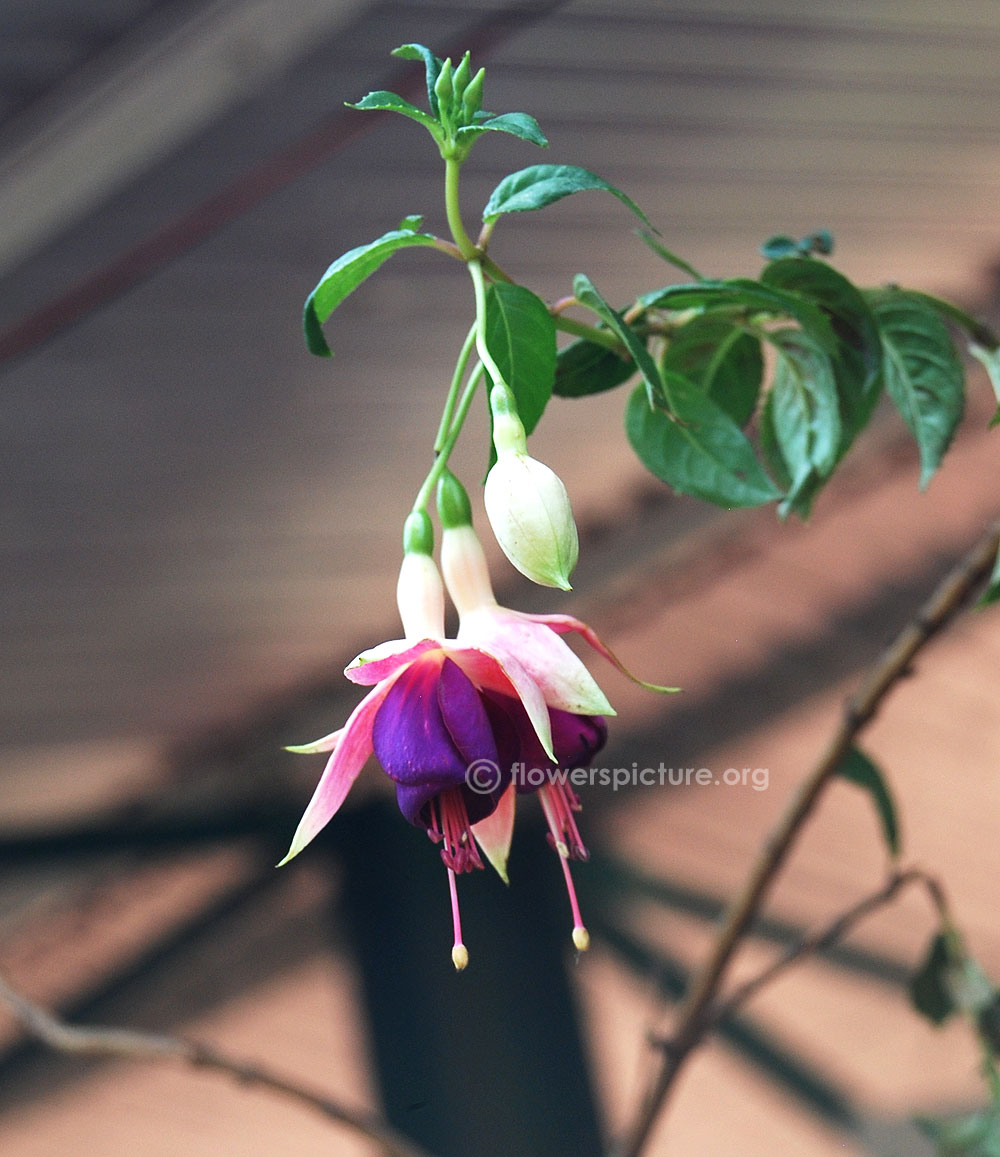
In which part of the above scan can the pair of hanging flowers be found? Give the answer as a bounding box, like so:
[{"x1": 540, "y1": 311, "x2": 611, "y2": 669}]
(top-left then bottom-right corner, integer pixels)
[
  {"x1": 281, "y1": 382, "x2": 672, "y2": 968},
  {"x1": 281, "y1": 45, "x2": 675, "y2": 967}
]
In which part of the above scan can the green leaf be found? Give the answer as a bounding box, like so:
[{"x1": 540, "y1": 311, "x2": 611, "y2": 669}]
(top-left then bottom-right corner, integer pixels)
[
  {"x1": 554, "y1": 339, "x2": 636, "y2": 398},
  {"x1": 761, "y1": 258, "x2": 883, "y2": 444},
  {"x1": 979, "y1": 543, "x2": 1000, "y2": 607},
  {"x1": 638, "y1": 279, "x2": 836, "y2": 350},
  {"x1": 868, "y1": 289, "x2": 965, "y2": 488},
  {"x1": 391, "y1": 43, "x2": 443, "y2": 118},
  {"x1": 573, "y1": 274, "x2": 663, "y2": 406},
  {"x1": 637, "y1": 231, "x2": 704, "y2": 281},
  {"x1": 760, "y1": 328, "x2": 842, "y2": 517},
  {"x1": 910, "y1": 932, "x2": 957, "y2": 1025},
  {"x1": 917, "y1": 1107, "x2": 1000, "y2": 1156},
  {"x1": 347, "y1": 90, "x2": 440, "y2": 135},
  {"x1": 625, "y1": 377, "x2": 782, "y2": 508},
  {"x1": 303, "y1": 222, "x2": 438, "y2": 356},
  {"x1": 483, "y1": 165, "x2": 650, "y2": 226},
  {"x1": 970, "y1": 343, "x2": 1000, "y2": 428},
  {"x1": 661, "y1": 317, "x2": 763, "y2": 427},
  {"x1": 760, "y1": 235, "x2": 801, "y2": 260},
  {"x1": 484, "y1": 282, "x2": 556, "y2": 435},
  {"x1": 761, "y1": 230, "x2": 834, "y2": 259},
  {"x1": 835, "y1": 746, "x2": 900, "y2": 857},
  {"x1": 469, "y1": 112, "x2": 548, "y2": 147}
]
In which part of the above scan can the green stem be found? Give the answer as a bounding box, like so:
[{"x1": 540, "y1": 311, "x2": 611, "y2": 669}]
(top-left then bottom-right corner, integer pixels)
[
  {"x1": 412, "y1": 362, "x2": 485, "y2": 513},
  {"x1": 433, "y1": 323, "x2": 477, "y2": 454},
  {"x1": 554, "y1": 314, "x2": 622, "y2": 350},
  {"x1": 445, "y1": 158, "x2": 478, "y2": 260},
  {"x1": 468, "y1": 258, "x2": 508, "y2": 390}
]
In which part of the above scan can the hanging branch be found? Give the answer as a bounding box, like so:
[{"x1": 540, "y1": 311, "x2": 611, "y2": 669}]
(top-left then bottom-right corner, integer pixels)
[
  {"x1": 619, "y1": 518, "x2": 1000, "y2": 1157},
  {"x1": 705, "y1": 867, "x2": 947, "y2": 1025},
  {"x1": 0, "y1": 970, "x2": 434, "y2": 1157}
]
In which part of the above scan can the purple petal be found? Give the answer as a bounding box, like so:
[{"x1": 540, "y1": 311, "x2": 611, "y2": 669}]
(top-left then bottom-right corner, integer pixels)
[
  {"x1": 373, "y1": 653, "x2": 467, "y2": 788},
  {"x1": 437, "y1": 657, "x2": 497, "y2": 768},
  {"x1": 550, "y1": 708, "x2": 607, "y2": 767}
]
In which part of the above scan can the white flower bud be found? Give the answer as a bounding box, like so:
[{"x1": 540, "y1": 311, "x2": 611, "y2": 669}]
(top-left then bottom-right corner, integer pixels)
[{"x1": 484, "y1": 451, "x2": 579, "y2": 590}]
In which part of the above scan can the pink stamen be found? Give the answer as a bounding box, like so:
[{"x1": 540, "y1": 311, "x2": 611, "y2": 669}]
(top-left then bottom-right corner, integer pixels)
[
  {"x1": 539, "y1": 782, "x2": 590, "y2": 951},
  {"x1": 448, "y1": 867, "x2": 469, "y2": 971},
  {"x1": 427, "y1": 788, "x2": 484, "y2": 874},
  {"x1": 538, "y1": 781, "x2": 589, "y2": 861}
]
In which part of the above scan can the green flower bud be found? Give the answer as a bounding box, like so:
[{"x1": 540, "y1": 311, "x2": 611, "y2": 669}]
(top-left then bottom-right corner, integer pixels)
[
  {"x1": 433, "y1": 57, "x2": 454, "y2": 119},
  {"x1": 461, "y1": 68, "x2": 486, "y2": 120},
  {"x1": 453, "y1": 52, "x2": 471, "y2": 100}
]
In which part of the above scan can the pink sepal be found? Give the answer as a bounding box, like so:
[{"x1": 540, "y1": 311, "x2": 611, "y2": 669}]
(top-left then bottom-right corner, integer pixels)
[{"x1": 471, "y1": 783, "x2": 516, "y2": 884}]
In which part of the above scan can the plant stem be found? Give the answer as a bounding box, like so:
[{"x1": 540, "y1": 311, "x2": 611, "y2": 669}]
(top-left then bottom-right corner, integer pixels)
[
  {"x1": 444, "y1": 157, "x2": 478, "y2": 260},
  {"x1": 432, "y1": 323, "x2": 478, "y2": 455},
  {"x1": 618, "y1": 518, "x2": 1000, "y2": 1157},
  {"x1": 706, "y1": 869, "x2": 921, "y2": 1024},
  {"x1": 0, "y1": 969, "x2": 432, "y2": 1157},
  {"x1": 412, "y1": 362, "x2": 485, "y2": 515},
  {"x1": 467, "y1": 257, "x2": 508, "y2": 390},
  {"x1": 553, "y1": 313, "x2": 622, "y2": 350}
]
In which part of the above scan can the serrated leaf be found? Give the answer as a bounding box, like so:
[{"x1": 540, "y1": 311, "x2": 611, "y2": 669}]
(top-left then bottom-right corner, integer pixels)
[
  {"x1": 483, "y1": 165, "x2": 650, "y2": 226},
  {"x1": 761, "y1": 328, "x2": 841, "y2": 517},
  {"x1": 471, "y1": 112, "x2": 547, "y2": 147},
  {"x1": 970, "y1": 343, "x2": 1000, "y2": 427},
  {"x1": 910, "y1": 933, "x2": 957, "y2": 1026},
  {"x1": 917, "y1": 1107, "x2": 1000, "y2": 1156},
  {"x1": 835, "y1": 746, "x2": 900, "y2": 857},
  {"x1": 391, "y1": 43, "x2": 443, "y2": 118},
  {"x1": 554, "y1": 339, "x2": 636, "y2": 398},
  {"x1": 625, "y1": 378, "x2": 781, "y2": 508},
  {"x1": 573, "y1": 274, "x2": 662, "y2": 406},
  {"x1": 484, "y1": 282, "x2": 556, "y2": 435},
  {"x1": 347, "y1": 90, "x2": 441, "y2": 135},
  {"x1": 662, "y1": 317, "x2": 763, "y2": 426},
  {"x1": 303, "y1": 225, "x2": 438, "y2": 356},
  {"x1": 869, "y1": 289, "x2": 965, "y2": 488},
  {"x1": 639, "y1": 279, "x2": 836, "y2": 350},
  {"x1": 761, "y1": 258, "x2": 882, "y2": 444}
]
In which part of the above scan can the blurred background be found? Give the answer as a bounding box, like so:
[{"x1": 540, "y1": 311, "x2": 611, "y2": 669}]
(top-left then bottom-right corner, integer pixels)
[{"x1": 2, "y1": 1, "x2": 1000, "y2": 1153}]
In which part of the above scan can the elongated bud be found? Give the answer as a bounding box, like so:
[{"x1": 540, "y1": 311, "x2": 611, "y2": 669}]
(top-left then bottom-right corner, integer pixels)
[
  {"x1": 397, "y1": 511, "x2": 445, "y2": 639},
  {"x1": 452, "y1": 52, "x2": 471, "y2": 99},
  {"x1": 433, "y1": 57, "x2": 454, "y2": 115},
  {"x1": 461, "y1": 67, "x2": 486, "y2": 120},
  {"x1": 485, "y1": 386, "x2": 579, "y2": 590}
]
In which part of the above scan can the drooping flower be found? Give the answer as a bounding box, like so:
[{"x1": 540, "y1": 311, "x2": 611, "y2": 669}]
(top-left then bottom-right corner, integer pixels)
[
  {"x1": 484, "y1": 383, "x2": 579, "y2": 590},
  {"x1": 280, "y1": 512, "x2": 583, "y2": 969},
  {"x1": 439, "y1": 475, "x2": 677, "y2": 949}
]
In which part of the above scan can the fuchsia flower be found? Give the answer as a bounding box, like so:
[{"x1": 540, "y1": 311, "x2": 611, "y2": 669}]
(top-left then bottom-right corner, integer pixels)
[
  {"x1": 440, "y1": 519, "x2": 676, "y2": 949},
  {"x1": 280, "y1": 505, "x2": 672, "y2": 968}
]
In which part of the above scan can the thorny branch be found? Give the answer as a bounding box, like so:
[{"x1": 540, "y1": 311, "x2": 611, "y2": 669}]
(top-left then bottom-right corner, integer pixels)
[
  {"x1": 619, "y1": 518, "x2": 1000, "y2": 1157},
  {"x1": 0, "y1": 969, "x2": 433, "y2": 1157}
]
